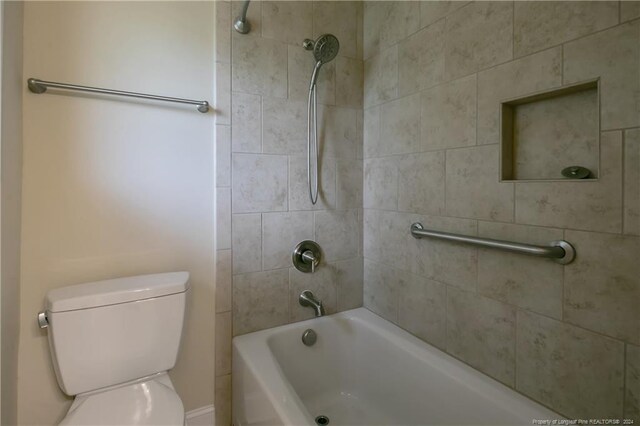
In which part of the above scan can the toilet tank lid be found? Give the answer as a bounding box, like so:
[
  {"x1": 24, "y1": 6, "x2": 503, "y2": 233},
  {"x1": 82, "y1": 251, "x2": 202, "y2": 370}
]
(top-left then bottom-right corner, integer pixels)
[{"x1": 46, "y1": 272, "x2": 190, "y2": 312}]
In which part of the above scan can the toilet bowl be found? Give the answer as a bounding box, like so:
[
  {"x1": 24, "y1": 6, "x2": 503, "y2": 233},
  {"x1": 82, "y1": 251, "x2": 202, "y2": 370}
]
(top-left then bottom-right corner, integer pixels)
[
  {"x1": 60, "y1": 374, "x2": 184, "y2": 426},
  {"x1": 39, "y1": 272, "x2": 190, "y2": 425}
]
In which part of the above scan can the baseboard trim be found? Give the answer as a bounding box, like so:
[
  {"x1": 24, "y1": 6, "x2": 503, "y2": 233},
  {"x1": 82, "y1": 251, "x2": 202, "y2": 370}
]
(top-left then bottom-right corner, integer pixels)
[{"x1": 186, "y1": 405, "x2": 215, "y2": 425}]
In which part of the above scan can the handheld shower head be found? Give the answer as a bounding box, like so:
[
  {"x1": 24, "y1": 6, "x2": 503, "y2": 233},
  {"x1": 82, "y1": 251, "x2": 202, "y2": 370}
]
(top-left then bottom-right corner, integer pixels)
[
  {"x1": 305, "y1": 34, "x2": 340, "y2": 205},
  {"x1": 313, "y1": 34, "x2": 340, "y2": 65},
  {"x1": 308, "y1": 34, "x2": 340, "y2": 88}
]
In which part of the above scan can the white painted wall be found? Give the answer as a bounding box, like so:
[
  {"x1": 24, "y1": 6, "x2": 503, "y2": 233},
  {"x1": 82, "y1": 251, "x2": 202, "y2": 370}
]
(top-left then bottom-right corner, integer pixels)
[{"x1": 18, "y1": 2, "x2": 215, "y2": 424}]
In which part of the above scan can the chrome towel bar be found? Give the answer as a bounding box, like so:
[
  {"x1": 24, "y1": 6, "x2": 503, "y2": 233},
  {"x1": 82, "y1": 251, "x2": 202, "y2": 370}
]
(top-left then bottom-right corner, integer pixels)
[
  {"x1": 27, "y1": 78, "x2": 210, "y2": 113},
  {"x1": 410, "y1": 223, "x2": 575, "y2": 264}
]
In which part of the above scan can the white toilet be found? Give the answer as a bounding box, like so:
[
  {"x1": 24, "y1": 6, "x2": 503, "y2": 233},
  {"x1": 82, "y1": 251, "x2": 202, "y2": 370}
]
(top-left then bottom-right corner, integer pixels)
[{"x1": 39, "y1": 271, "x2": 190, "y2": 425}]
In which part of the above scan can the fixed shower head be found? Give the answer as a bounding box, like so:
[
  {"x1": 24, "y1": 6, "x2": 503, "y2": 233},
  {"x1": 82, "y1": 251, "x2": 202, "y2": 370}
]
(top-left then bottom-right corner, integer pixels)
[{"x1": 313, "y1": 34, "x2": 340, "y2": 64}]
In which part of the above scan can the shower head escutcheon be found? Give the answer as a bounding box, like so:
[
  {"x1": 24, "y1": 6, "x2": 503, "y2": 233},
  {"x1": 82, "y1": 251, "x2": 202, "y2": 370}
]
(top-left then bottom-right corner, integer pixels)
[{"x1": 233, "y1": 0, "x2": 251, "y2": 34}]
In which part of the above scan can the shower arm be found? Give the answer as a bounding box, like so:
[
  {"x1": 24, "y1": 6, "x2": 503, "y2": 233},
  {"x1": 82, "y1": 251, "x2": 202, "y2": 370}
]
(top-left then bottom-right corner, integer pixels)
[{"x1": 234, "y1": 1, "x2": 251, "y2": 34}]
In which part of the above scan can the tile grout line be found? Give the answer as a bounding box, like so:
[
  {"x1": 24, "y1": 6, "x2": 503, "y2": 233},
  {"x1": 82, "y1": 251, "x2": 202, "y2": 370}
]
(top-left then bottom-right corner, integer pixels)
[
  {"x1": 475, "y1": 68, "x2": 479, "y2": 148},
  {"x1": 511, "y1": 0, "x2": 515, "y2": 61},
  {"x1": 227, "y1": 14, "x2": 236, "y2": 355},
  {"x1": 622, "y1": 341, "x2": 627, "y2": 419},
  {"x1": 287, "y1": 267, "x2": 292, "y2": 324},
  {"x1": 514, "y1": 306, "x2": 518, "y2": 391},
  {"x1": 560, "y1": 43, "x2": 564, "y2": 86},
  {"x1": 473, "y1": 219, "x2": 479, "y2": 294},
  {"x1": 444, "y1": 148, "x2": 448, "y2": 215},
  {"x1": 561, "y1": 227, "x2": 566, "y2": 323},
  {"x1": 621, "y1": 130, "x2": 626, "y2": 234},
  {"x1": 512, "y1": 179, "x2": 516, "y2": 223},
  {"x1": 260, "y1": 213, "x2": 265, "y2": 272},
  {"x1": 620, "y1": 130, "x2": 627, "y2": 236},
  {"x1": 444, "y1": 284, "x2": 449, "y2": 353},
  {"x1": 618, "y1": 0, "x2": 622, "y2": 25}
]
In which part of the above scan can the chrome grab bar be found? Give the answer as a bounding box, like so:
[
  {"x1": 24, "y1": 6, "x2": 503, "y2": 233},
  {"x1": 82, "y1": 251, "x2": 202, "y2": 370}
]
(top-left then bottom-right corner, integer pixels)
[
  {"x1": 410, "y1": 223, "x2": 575, "y2": 264},
  {"x1": 27, "y1": 78, "x2": 210, "y2": 113}
]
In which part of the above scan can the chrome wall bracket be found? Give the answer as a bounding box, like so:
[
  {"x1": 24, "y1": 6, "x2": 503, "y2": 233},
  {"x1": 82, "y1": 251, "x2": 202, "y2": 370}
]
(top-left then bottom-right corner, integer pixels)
[
  {"x1": 548, "y1": 240, "x2": 576, "y2": 265},
  {"x1": 303, "y1": 39, "x2": 315, "y2": 50}
]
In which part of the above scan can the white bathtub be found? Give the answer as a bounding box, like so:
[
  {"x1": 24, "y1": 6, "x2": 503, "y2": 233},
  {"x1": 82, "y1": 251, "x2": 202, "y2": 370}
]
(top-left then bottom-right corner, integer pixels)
[{"x1": 232, "y1": 308, "x2": 561, "y2": 425}]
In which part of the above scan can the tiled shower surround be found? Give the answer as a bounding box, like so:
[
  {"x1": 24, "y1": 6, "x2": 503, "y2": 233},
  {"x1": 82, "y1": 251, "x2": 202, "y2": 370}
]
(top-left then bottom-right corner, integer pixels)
[
  {"x1": 215, "y1": 1, "x2": 640, "y2": 424},
  {"x1": 214, "y1": 1, "x2": 364, "y2": 423},
  {"x1": 362, "y1": 0, "x2": 639, "y2": 421}
]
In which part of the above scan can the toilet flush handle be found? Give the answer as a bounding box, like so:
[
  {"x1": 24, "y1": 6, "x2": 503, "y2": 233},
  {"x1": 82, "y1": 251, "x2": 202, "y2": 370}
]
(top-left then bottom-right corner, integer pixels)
[{"x1": 37, "y1": 311, "x2": 48, "y2": 329}]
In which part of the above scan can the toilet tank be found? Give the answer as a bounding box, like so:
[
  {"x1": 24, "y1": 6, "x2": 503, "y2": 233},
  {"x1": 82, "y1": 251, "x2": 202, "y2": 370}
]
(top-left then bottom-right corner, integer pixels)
[{"x1": 44, "y1": 272, "x2": 190, "y2": 396}]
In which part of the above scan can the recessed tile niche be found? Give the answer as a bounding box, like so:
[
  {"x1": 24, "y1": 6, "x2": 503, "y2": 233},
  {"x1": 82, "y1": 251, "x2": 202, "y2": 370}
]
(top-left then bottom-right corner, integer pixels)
[{"x1": 500, "y1": 80, "x2": 600, "y2": 181}]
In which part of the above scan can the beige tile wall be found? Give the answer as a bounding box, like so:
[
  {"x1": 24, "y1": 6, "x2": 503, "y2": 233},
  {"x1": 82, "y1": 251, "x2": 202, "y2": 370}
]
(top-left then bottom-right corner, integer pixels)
[
  {"x1": 363, "y1": 0, "x2": 640, "y2": 421},
  {"x1": 214, "y1": 2, "x2": 364, "y2": 424},
  {"x1": 215, "y1": 0, "x2": 640, "y2": 422}
]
